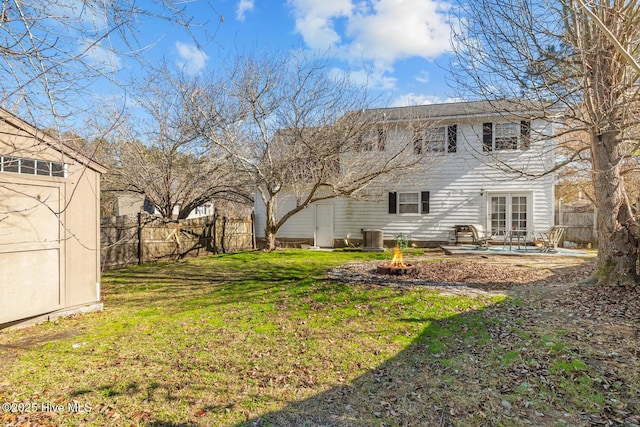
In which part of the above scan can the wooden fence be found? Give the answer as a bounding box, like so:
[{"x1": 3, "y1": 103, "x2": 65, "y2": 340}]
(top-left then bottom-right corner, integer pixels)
[
  {"x1": 101, "y1": 213, "x2": 254, "y2": 270},
  {"x1": 555, "y1": 201, "x2": 597, "y2": 247}
]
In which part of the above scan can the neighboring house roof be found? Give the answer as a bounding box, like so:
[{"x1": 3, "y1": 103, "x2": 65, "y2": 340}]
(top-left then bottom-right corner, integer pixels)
[{"x1": 0, "y1": 107, "x2": 108, "y2": 174}]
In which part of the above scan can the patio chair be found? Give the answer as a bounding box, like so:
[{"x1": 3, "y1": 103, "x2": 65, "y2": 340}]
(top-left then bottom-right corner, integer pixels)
[
  {"x1": 538, "y1": 226, "x2": 566, "y2": 252},
  {"x1": 469, "y1": 224, "x2": 491, "y2": 250}
]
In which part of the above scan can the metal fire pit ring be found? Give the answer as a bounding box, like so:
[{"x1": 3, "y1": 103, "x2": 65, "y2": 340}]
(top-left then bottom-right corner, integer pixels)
[{"x1": 376, "y1": 262, "x2": 416, "y2": 275}]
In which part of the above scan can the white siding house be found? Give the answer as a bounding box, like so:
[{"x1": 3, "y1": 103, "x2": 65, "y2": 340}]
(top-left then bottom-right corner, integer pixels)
[
  {"x1": 114, "y1": 192, "x2": 215, "y2": 219},
  {"x1": 255, "y1": 100, "x2": 556, "y2": 247}
]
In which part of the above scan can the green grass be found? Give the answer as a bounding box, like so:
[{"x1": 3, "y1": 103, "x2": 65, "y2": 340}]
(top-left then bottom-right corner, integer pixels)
[{"x1": 0, "y1": 250, "x2": 635, "y2": 426}]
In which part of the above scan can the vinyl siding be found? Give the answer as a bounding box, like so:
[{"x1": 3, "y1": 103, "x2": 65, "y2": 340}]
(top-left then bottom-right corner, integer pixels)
[{"x1": 255, "y1": 114, "x2": 556, "y2": 244}]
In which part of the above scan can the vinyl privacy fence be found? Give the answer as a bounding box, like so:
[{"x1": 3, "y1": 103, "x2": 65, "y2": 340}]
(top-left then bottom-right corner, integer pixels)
[{"x1": 101, "y1": 213, "x2": 255, "y2": 270}]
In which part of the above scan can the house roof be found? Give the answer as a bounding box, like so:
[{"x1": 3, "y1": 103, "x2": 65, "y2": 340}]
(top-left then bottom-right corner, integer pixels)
[
  {"x1": 0, "y1": 107, "x2": 108, "y2": 174},
  {"x1": 363, "y1": 99, "x2": 556, "y2": 123}
]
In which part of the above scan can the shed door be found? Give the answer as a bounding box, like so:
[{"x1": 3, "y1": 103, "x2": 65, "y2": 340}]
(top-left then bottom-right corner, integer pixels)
[
  {"x1": 315, "y1": 203, "x2": 334, "y2": 248},
  {"x1": 0, "y1": 181, "x2": 62, "y2": 324}
]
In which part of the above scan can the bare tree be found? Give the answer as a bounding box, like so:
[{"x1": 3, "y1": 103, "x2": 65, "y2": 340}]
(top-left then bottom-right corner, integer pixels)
[
  {"x1": 105, "y1": 70, "x2": 251, "y2": 220},
  {"x1": 451, "y1": 0, "x2": 640, "y2": 285},
  {"x1": 0, "y1": 0, "x2": 219, "y2": 124},
  {"x1": 185, "y1": 51, "x2": 434, "y2": 250},
  {"x1": 0, "y1": 0, "x2": 222, "y2": 233}
]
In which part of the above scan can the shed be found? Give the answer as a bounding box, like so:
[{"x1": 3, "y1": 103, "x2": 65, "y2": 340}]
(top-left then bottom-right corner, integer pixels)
[{"x1": 0, "y1": 108, "x2": 106, "y2": 328}]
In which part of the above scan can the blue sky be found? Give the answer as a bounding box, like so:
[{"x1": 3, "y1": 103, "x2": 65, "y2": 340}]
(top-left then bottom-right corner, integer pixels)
[{"x1": 113, "y1": 0, "x2": 459, "y2": 108}]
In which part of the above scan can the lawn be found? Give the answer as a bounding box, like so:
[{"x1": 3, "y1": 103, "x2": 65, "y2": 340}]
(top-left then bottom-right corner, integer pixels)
[{"x1": 0, "y1": 250, "x2": 637, "y2": 426}]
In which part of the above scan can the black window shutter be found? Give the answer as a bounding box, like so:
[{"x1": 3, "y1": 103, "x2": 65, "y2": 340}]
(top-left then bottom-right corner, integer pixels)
[
  {"x1": 378, "y1": 128, "x2": 386, "y2": 151},
  {"x1": 413, "y1": 130, "x2": 423, "y2": 154},
  {"x1": 388, "y1": 192, "x2": 397, "y2": 214},
  {"x1": 482, "y1": 123, "x2": 493, "y2": 151},
  {"x1": 421, "y1": 191, "x2": 430, "y2": 214},
  {"x1": 520, "y1": 120, "x2": 531, "y2": 149},
  {"x1": 447, "y1": 125, "x2": 457, "y2": 153}
]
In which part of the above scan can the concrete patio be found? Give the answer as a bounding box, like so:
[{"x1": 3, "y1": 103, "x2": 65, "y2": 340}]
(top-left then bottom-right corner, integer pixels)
[{"x1": 440, "y1": 244, "x2": 596, "y2": 257}]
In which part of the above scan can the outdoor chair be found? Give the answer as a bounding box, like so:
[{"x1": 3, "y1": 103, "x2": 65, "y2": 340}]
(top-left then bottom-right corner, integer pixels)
[
  {"x1": 538, "y1": 226, "x2": 566, "y2": 252},
  {"x1": 469, "y1": 224, "x2": 491, "y2": 250}
]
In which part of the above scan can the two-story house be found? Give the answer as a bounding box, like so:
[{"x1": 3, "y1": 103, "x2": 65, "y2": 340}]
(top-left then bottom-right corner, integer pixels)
[{"x1": 254, "y1": 99, "x2": 556, "y2": 248}]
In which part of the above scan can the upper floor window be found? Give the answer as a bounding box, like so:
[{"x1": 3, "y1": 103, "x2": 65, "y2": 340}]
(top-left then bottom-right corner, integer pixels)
[
  {"x1": 425, "y1": 127, "x2": 446, "y2": 152},
  {"x1": 414, "y1": 125, "x2": 457, "y2": 154},
  {"x1": 483, "y1": 121, "x2": 531, "y2": 151},
  {"x1": 0, "y1": 156, "x2": 66, "y2": 178},
  {"x1": 362, "y1": 127, "x2": 386, "y2": 152}
]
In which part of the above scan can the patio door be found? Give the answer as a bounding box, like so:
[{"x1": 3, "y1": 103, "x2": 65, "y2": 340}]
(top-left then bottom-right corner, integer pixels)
[{"x1": 489, "y1": 193, "x2": 529, "y2": 237}]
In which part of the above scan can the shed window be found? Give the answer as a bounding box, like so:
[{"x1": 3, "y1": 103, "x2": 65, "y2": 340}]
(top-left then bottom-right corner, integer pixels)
[
  {"x1": 0, "y1": 156, "x2": 65, "y2": 178},
  {"x1": 36, "y1": 160, "x2": 51, "y2": 176},
  {"x1": 51, "y1": 162, "x2": 65, "y2": 177},
  {"x1": 2, "y1": 156, "x2": 19, "y2": 173},
  {"x1": 21, "y1": 159, "x2": 36, "y2": 175}
]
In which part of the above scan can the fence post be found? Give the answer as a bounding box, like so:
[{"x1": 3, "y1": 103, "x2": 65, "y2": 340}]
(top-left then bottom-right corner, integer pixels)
[
  {"x1": 206, "y1": 216, "x2": 214, "y2": 252},
  {"x1": 212, "y1": 212, "x2": 218, "y2": 254},
  {"x1": 221, "y1": 216, "x2": 227, "y2": 253},
  {"x1": 251, "y1": 212, "x2": 256, "y2": 249},
  {"x1": 137, "y1": 212, "x2": 144, "y2": 265}
]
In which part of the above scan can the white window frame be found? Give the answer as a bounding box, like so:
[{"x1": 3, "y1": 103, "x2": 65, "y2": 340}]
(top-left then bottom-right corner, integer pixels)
[
  {"x1": 0, "y1": 156, "x2": 66, "y2": 178},
  {"x1": 362, "y1": 128, "x2": 386, "y2": 152},
  {"x1": 425, "y1": 127, "x2": 447, "y2": 152},
  {"x1": 484, "y1": 121, "x2": 530, "y2": 152},
  {"x1": 487, "y1": 192, "x2": 532, "y2": 236},
  {"x1": 398, "y1": 191, "x2": 420, "y2": 215},
  {"x1": 414, "y1": 126, "x2": 448, "y2": 153},
  {"x1": 494, "y1": 122, "x2": 519, "y2": 150}
]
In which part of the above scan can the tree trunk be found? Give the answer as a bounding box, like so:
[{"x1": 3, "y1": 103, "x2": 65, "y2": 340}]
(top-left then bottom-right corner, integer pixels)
[
  {"x1": 591, "y1": 132, "x2": 640, "y2": 285},
  {"x1": 265, "y1": 230, "x2": 277, "y2": 251},
  {"x1": 264, "y1": 199, "x2": 278, "y2": 251}
]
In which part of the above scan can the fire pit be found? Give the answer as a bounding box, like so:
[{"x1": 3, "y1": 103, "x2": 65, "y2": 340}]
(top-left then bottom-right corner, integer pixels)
[{"x1": 377, "y1": 246, "x2": 415, "y2": 275}]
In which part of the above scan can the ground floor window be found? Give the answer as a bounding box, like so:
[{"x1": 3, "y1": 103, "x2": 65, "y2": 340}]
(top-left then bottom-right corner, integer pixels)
[
  {"x1": 388, "y1": 191, "x2": 430, "y2": 215},
  {"x1": 398, "y1": 192, "x2": 419, "y2": 214}
]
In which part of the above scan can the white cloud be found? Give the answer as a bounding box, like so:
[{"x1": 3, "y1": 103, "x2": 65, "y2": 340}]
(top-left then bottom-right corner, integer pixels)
[
  {"x1": 287, "y1": 0, "x2": 454, "y2": 70},
  {"x1": 288, "y1": 0, "x2": 353, "y2": 49},
  {"x1": 236, "y1": 0, "x2": 255, "y2": 22},
  {"x1": 175, "y1": 42, "x2": 209, "y2": 75},
  {"x1": 81, "y1": 40, "x2": 122, "y2": 72},
  {"x1": 415, "y1": 70, "x2": 430, "y2": 84},
  {"x1": 45, "y1": 0, "x2": 107, "y2": 29},
  {"x1": 347, "y1": 67, "x2": 397, "y2": 91}
]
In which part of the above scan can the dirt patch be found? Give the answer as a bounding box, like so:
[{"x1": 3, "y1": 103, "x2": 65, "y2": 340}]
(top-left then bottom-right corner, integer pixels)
[{"x1": 328, "y1": 253, "x2": 594, "y2": 296}]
